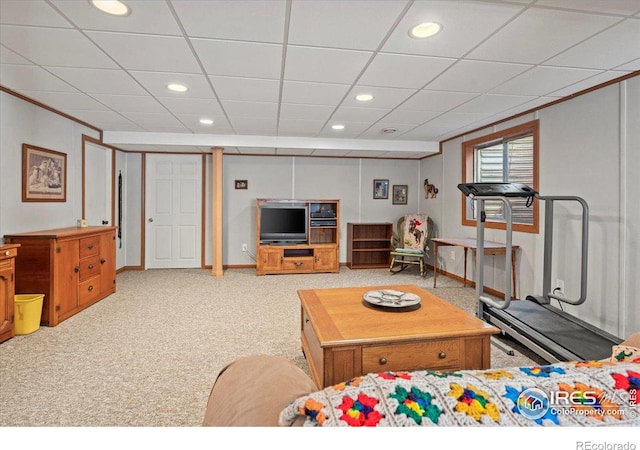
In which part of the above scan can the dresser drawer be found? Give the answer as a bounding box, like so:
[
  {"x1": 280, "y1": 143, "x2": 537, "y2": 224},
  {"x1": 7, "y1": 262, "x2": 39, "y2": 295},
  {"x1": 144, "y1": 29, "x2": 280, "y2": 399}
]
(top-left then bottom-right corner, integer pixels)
[
  {"x1": 79, "y1": 236, "x2": 100, "y2": 258},
  {"x1": 282, "y1": 258, "x2": 314, "y2": 271},
  {"x1": 79, "y1": 277, "x2": 102, "y2": 306},
  {"x1": 362, "y1": 339, "x2": 461, "y2": 374},
  {"x1": 79, "y1": 255, "x2": 101, "y2": 281},
  {"x1": 0, "y1": 246, "x2": 18, "y2": 262}
]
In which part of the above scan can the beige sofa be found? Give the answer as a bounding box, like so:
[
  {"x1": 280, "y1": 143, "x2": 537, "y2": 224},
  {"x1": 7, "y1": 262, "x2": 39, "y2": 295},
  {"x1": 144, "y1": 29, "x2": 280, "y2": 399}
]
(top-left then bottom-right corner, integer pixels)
[{"x1": 203, "y1": 333, "x2": 640, "y2": 427}]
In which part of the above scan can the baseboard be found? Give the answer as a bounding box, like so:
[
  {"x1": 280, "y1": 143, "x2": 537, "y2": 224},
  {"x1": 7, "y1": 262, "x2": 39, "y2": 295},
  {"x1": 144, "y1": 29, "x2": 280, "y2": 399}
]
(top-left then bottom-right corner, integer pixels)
[{"x1": 117, "y1": 265, "x2": 143, "y2": 274}]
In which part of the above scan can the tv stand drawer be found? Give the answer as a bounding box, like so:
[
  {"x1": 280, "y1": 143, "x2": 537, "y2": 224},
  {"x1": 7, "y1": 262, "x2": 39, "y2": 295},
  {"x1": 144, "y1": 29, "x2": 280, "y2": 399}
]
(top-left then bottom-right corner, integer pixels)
[{"x1": 282, "y1": 257, "x2": 314, "y2": 271}]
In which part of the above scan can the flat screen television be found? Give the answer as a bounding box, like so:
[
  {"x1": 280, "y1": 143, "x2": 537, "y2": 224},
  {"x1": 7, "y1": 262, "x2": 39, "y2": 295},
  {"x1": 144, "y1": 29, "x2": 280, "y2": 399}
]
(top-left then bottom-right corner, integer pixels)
[{"x1": 259, "y1": 204, "x2": 308, "y2": 244}]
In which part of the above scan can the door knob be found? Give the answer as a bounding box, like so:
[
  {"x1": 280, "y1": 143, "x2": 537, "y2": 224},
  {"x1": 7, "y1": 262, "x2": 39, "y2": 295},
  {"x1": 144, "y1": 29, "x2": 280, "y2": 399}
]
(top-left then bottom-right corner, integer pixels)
[{"x1": 148, "y1": 218, "x2": 154, "y2": 222}]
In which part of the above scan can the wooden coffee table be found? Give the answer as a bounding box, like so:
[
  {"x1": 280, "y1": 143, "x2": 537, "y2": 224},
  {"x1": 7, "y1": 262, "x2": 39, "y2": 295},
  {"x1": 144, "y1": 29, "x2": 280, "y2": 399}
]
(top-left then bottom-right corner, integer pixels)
[{"x1": 298, "y1": 284, "x2": 499, "y2": 388}]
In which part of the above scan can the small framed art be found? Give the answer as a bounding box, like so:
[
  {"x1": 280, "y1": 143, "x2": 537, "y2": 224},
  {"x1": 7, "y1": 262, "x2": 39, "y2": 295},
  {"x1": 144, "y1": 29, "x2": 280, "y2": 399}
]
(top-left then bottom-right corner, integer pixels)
[
  {"x1": 235, "y1": 180, "x2": 248, "y2": 189},
  {"x1": 22, "y1": 144, "x2": 67, "y2": 202},
  {"x1": 373, "y1": 179, "x2": 389, "y2": 199},
  {"x1": 392, "y1": 185, "x2": 408, "y2": 205}
]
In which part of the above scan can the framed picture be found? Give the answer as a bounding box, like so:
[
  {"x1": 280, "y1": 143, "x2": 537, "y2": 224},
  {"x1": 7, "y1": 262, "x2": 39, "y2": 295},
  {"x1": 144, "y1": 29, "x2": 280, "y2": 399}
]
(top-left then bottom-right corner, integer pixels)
[
  {"x1": 234, "y1": 179, "x2": 248, "y2": 190},
  {"x1": 373, "y1": 179, "x2": 389, "y2": 199},
  {"x1": 22, "y1": 144, "x2": 67, "y2": 202},
  {"x1": 392, "y1": 185, "x2": 408, "y2": 205}
]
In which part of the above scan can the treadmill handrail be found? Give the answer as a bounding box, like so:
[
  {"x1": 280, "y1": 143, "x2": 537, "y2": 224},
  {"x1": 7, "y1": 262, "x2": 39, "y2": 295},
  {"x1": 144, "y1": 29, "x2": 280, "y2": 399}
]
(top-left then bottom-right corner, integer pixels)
[
  {"x1": 474, "y1": 195, "x2": 513, "y2": 311},
  {"x1": 537, "y1": 195, "x2": 589, "y2": 306}
]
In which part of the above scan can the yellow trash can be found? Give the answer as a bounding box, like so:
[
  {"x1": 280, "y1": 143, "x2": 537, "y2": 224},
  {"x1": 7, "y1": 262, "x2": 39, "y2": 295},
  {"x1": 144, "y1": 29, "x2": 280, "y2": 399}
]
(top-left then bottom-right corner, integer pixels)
[{"x1": 14, "y1": 294, "x2": 44, "y2": 335}]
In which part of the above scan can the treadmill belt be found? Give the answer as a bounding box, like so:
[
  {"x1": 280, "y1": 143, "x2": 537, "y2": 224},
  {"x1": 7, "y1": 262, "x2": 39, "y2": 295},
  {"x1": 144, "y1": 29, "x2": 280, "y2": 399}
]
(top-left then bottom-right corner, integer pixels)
[{"x1": 489, "y1": 300, "x2": 619, "y2": 361}]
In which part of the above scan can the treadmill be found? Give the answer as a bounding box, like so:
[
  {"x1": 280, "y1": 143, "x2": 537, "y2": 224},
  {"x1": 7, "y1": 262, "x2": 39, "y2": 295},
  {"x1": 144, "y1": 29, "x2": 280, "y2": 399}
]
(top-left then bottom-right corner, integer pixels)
[{"x1": 457, "y1": 183, "x2": 622, "y2": 363}]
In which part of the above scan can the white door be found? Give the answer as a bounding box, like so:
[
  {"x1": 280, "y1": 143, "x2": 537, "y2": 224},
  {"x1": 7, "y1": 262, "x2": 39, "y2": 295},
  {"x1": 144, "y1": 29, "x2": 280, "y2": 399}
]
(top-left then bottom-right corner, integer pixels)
[
  {"x1": 84, "y1": 142, "x2": 112, "y2": 226},
  {"x1": 145, "y1": 154, "x2": 202, "y2": 269}
]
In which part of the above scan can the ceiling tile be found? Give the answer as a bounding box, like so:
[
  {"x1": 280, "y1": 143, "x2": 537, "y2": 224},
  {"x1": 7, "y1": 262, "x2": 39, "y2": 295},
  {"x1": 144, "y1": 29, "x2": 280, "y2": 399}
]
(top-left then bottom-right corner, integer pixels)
[
  {"x1": 277, "y1": 119, "x2": 326, "y2": 136},
  {"x1": 173, "y1": 0, "x2": 286, "y2": 43},
  {"x1": 490, "y1": 66, "x2": 603, "y2": 96},
  {"x1": 1, "y1": 64, "x2": 78, "y2": 92},
  {"x1": 222, "y1": 100, "x2": 278, "y2": 118},
  {"x1": 47, "y1": 67, "x2": 147, "y2": 95},
  {"x1": 318, "y1": 121, "x2": 373, "y2": 137},
  {"x1": 467, "y1": 8, "x2": 620, "y2": 64},
  {"x1": 61, "y1": 109, "x2": 141, "y2": 130},
  {"x1": 358, "y1": 123, "x2": 419, "y2": 139},
  {"x1": 284, "y1": 45, "x2": 372, "y2": 84},
  {"x1": 230, "y1": 117, "x2": 278, "y2": 135},
  {"x1": 120, "y1": 111, "x2": 185, "y2": 129},
  {"x1": 614, "y1": 57, "x2": 640, "y2": 71},
  {"x1": 0, "y1": 1, "x2": 72, "y2": 27},
  {"x1": 342, "y1": 85, "x2": 417, "y2": 109},
  {"x1": 452, "y1": 94, "x2": 537, "y2": 114},
  {"x1": 90, "y1": 94, "x2": 167, "y2": 113},
  {"x1": 281, "y1": 80, "x2": 350, "y2": 105},
  {"x1": 545, "y1": 19, "x2": 640, "y2": 70},
  {"x1": 425, "y1": 60, "x2": 533, "y2": 93},
  {"x1": 399, "y1": 90, "x2": 479, "y2": 111},
  {"x1": 19, "y1": 91, "x2": 109, "y2": 111},
  {"x1": 209, "y1": 76, "x2": 280, "y2": 103},
  {"x1": 0, "y1": 46, "x2": 30, "y2": 64},
  {"x1": 87, "y1": 32, "x2": 201, "y2": 73},
  {"x1": 192, "y1": 38, "x2": 283, "y2": 79},
  {"x1": 534, "y1": 0, "x2": 640, "y2": 15},
  {"x1": 288, "y1": 0, "x2": 407, "y2": 50},
  {"x1": 128, "y1": 71, "x2": 213, "y2": 98},
  {"x1": 547, "y1": 71, "x2": 632, "y2": 97},
  {"x1": 331, "y1": 106, "x2": 390, "y2": 123},
  {"x1": 382, "y1": 0, "x2": 524, "y2": 58},
  {"x1": 53, "y1": 0, "x2": 182, "y2": 35},
  {"x1": 378, "y1": 109, "x2": 442, "y2": 125},
  {"x1": 499, "y1": 96, "x2": 560, "y2": 115},
  {"x1": 358, "y1": 53, "x2": 456, "y2": 89},
  {"x1": 156, "y1": 97, "x2": 224, "y2": 116},
  {"x1": 0, "y1": 25, "x2": 117, "y2": 68},
  {"x1": 174, "y1": 114, "x2": 234, "y2": 134},
  {"x1": 279, "y1": 103, "x2": 335, "y2": 121}
]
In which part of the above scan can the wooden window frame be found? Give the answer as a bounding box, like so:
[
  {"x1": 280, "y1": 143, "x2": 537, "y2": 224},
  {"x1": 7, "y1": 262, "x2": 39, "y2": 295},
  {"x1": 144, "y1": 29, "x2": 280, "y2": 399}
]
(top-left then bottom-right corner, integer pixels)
[{"x1": 461, "y1": 120, "x2": 540, "y2": 234}]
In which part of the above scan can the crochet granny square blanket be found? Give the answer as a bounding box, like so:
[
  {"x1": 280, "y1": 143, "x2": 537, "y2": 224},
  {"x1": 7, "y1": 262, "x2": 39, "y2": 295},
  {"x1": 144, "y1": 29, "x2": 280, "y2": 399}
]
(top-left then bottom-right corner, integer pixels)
[{"x1": 279, "y1": 360, "x2": 640, "y2": 427}]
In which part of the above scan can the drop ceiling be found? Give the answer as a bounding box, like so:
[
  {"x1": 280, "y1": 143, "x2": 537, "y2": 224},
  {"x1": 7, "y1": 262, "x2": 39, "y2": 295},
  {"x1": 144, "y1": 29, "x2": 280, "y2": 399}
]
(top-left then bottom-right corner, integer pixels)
[{"x1": 1, "y1": 0, "x2": 639, "y2": 159}]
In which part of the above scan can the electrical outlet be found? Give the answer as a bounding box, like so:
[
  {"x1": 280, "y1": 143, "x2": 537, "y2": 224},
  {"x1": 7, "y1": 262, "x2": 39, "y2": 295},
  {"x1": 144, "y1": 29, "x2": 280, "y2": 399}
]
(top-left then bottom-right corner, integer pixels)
[
  {"x1": 556, "y1": 279, "x2": 565, "y2": 294},
  {"x1": 450, "y1": 250, "x2": 456, "y2": 261},
  {"x1": 242, "y1": 243, "x2": 248, "y2": 252}
]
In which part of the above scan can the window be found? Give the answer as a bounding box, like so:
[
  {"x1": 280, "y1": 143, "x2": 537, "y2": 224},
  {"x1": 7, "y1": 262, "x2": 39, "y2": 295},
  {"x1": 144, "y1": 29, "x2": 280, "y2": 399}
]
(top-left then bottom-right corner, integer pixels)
[{"x1": 462, "y1": 120, "x2": 539, "y2": 233}]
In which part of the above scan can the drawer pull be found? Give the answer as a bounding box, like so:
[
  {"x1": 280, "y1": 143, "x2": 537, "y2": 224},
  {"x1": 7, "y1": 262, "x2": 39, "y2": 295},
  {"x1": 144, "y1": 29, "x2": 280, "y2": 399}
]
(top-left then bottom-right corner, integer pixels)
[
  {"x1": 379, "y1": 357, "x2": 387, "y2": 365},
  {"x1": 74, "y1": 266, "x2": 80, "y2": 273},
  {"x1": 88, "y1": 244, "x2": 94, "y2": 250},
  {"x1": 4, "y1": 250, "x2": 10, "y2": 256},
  {"x1": 438, "y1": 352, "x2": 447, "y2": 359},
  {"x1": 100, "y1": 259, "x2": 106, "y2": 264},
  {"x1": 305, "y1": 318, "x2": 309, "y2": 323},
  {"x1": 88, "y1": 264, "x2": 94, "y2": 269},
  {"x1": 88, "y1": 285, "x2": 94, "y2": 292}
]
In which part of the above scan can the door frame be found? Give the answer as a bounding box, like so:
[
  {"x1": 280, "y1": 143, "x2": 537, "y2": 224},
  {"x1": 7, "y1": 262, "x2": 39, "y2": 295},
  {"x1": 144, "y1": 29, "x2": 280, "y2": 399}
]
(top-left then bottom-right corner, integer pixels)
[{"x1": 82, "y1": 135, "x2": 115, "y2": 225}]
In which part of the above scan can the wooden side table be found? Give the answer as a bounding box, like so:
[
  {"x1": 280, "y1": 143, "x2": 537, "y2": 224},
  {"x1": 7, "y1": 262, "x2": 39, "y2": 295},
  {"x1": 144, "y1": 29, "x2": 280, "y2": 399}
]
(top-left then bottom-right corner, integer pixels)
[{"x1": 432, "y1": 238, "x2": 518, "y2": 298}]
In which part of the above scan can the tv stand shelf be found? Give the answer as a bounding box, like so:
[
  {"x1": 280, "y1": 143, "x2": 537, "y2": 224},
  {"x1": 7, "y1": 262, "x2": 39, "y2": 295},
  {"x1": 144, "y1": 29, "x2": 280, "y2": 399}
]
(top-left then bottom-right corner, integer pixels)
[{"x1": 256, "y1": 199, "x2": 340, "y2": 275}]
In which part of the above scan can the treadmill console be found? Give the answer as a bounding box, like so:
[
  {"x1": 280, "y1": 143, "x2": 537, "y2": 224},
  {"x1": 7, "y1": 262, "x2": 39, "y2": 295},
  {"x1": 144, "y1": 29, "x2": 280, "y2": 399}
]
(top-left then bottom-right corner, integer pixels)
[{"x1": 458, "y1": 183, "x2": 538, "y2": 199}]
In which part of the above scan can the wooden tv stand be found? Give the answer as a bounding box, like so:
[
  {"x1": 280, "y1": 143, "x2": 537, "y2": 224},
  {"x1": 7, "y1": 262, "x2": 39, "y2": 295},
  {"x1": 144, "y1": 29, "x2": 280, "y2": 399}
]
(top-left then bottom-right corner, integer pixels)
[{"x1": 256, "y1": 199, "x2": 339, "y2": 276}]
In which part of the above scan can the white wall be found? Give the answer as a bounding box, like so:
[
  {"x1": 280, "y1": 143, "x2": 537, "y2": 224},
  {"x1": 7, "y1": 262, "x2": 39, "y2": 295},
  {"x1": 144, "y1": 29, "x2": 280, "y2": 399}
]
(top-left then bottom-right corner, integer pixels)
[
  {"x1": 0, "y1": 92, "x2": 100, "y2": 238},
  {"x1": 420, "y1": 77, "x2": 639, "y2": 337}
]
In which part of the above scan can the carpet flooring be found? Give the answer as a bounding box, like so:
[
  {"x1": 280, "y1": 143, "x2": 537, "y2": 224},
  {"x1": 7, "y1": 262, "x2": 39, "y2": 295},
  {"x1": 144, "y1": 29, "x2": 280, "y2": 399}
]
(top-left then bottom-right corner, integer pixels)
[{"x1": 0, "y1": 266, "x2": 542, "y2": 427}]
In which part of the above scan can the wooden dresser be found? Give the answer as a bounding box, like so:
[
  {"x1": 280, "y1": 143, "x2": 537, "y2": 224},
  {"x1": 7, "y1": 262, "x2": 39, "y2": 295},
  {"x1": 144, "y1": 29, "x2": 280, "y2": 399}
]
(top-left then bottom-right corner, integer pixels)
[
  {"x1": 0, "y1": 244, "x2": 19, "y2": 343},
  {"x1": 4, "y1": 227, "x2": 116, "y2": 327}
]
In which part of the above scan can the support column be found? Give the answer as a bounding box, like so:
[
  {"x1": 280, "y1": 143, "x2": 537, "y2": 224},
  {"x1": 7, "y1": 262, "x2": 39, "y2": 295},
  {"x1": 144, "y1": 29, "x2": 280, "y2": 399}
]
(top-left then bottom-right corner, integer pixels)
[{"x1": 211, "y1": 147, "x2": 224, "y2": 277}]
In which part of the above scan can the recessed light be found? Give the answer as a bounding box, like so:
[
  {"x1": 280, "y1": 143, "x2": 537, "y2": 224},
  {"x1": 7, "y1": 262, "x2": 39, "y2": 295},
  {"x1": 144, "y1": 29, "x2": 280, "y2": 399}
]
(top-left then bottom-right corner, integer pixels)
[
  {"x1": 199, "y1": 118, "x2": 214, "y2": 125},
  {"x1": 90, "y1": 0, "x2": 131, "y2": 16},
  {"x1": 355, "y1": 93, "x2": 374, "y2": 102},
  {"x1": 331, "y1": 124, "x2": 345, "y2": 130},
  {"x1": 409, "y1": 22, "x2": 442, "y2": 39},
  {"x1": 382, "y1": 127, "x2": 397, "y2": 134},
  {"x1": 167, "y1": 83, "x2": 188, "y2": 93}
]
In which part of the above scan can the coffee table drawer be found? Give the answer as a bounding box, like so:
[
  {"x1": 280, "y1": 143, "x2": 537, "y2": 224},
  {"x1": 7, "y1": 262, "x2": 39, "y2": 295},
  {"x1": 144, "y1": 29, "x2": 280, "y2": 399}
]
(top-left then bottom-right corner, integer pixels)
[{"x1": 362, "y1": 339, "x2": 461, "y2": 373}]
